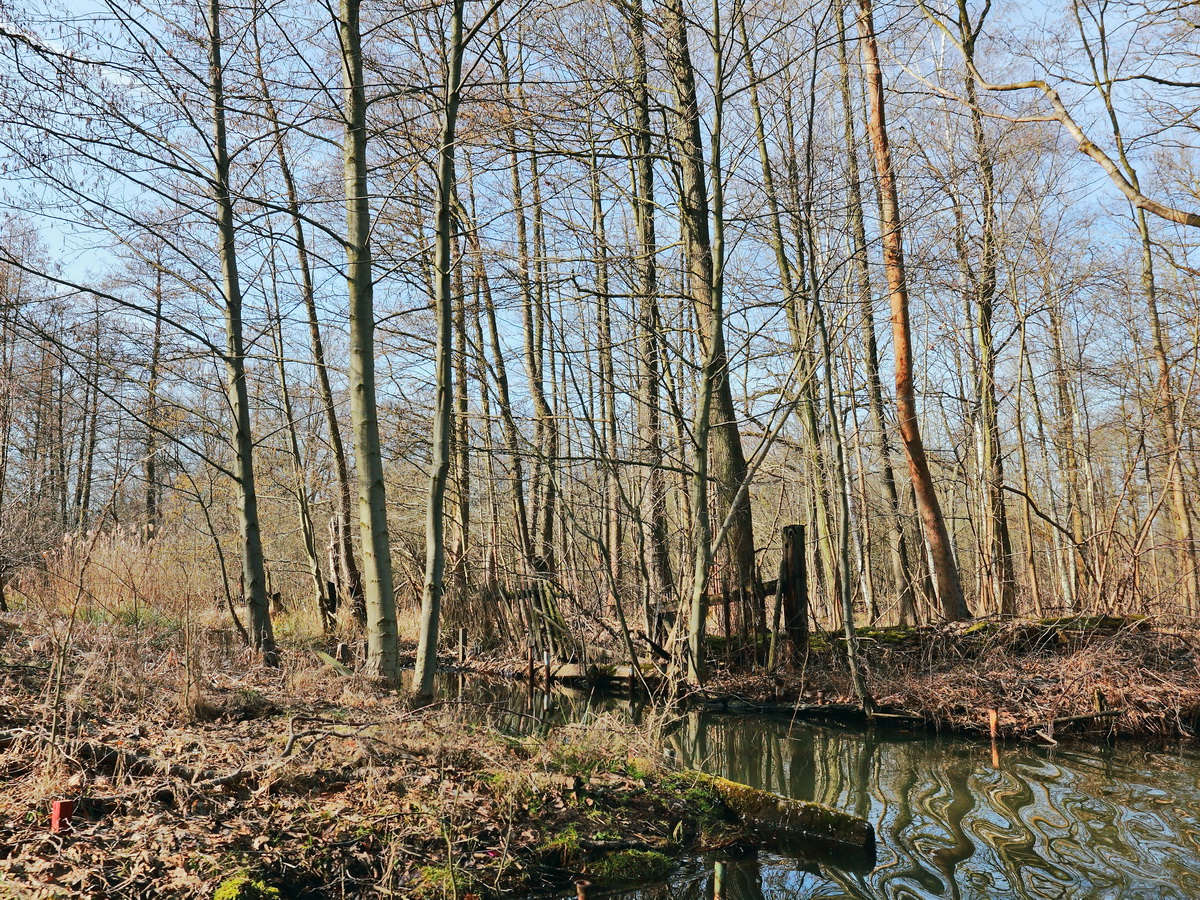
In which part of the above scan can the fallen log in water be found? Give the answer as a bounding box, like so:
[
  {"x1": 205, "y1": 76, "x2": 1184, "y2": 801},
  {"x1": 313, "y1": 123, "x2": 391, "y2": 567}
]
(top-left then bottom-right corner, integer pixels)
[{"x1": 691, "y1": 772, "x2": 874, "y2": 853}]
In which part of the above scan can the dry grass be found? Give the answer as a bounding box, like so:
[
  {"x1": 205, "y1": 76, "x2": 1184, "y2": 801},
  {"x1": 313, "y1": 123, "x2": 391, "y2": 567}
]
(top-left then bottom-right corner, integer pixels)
[{"x1": 0, "y1": 601, "x2": 694, "y2": 899}]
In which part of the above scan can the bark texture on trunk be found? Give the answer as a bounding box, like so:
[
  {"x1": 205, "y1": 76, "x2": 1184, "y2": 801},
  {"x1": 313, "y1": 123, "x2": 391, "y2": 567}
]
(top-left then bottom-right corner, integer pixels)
[
  {"x1": 341, "y1": 0, "x2": 397, "y2": 680},
  {"x1": 662, "y1": 0, "x2": 757, "y2": 619}
]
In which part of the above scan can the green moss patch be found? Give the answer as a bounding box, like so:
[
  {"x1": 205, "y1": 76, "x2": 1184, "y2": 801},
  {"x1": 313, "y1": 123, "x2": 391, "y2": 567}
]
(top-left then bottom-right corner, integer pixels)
[
  {"x1": 588, "y1": 849, "x2": 674, "y2": 884},
  {"x1": 213, "y1": 873, "x2": 281, "y2": 900}
]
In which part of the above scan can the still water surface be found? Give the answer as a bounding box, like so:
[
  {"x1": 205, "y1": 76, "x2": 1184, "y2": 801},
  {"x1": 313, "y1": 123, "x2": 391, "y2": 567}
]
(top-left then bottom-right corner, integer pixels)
[{"x1": 438, "y1": 677, "x2": 1200, "y2": 899}]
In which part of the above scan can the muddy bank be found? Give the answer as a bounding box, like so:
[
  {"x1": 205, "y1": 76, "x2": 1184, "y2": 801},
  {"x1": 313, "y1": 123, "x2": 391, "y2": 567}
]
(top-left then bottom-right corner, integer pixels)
[{"x1": 476, "y1": 617, "x2": 1200, "y2": 741}]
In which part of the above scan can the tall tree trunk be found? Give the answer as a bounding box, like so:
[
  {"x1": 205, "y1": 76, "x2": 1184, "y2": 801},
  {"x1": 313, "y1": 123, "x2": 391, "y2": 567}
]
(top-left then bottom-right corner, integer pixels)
[
  {"x1": 340, "y1": 0, "x2": 397, "y2": 680},
  {"x1": 1013, "y1": 307, "x2": 1043, "y2": 615},
  {"x1": 0, "y1": 298, "x2": 12, "y2": 611},
  {"x1": 1047, "y1": 297, "x2": 1086, "y2": 605},
  {"x1": 267, "y1": 269, "x2": 327, "y2": 625},
  {"x1": 460, "y1": 179, "x2": 535, "y2": 570},
  {"x1": 496, "y1": 35, "x2": 551, "y2": 575},
  {"x1": 145, "y1": 269, "x2": 163, "y2": 531},
  {"x1": 856, "y1": 0, "x2": 969, "y2": 620},
  {"x1": 450, "y1": 214, "x2": 471, "y2": 596},
  {"x1": 413, "y1": 0, "x2": 464, "y2": 699},
  {"x1": 956, "y1": 1, "x2": 1016, "y2": 615},
  {"x1": 528, "y1": 146, "x2": 558, "y2": 574},
  {"x1": 1075, "y1": 0, "x2": 1198, "y2": 612},
  {"x1": 73, "y1": 317, "x2": 100, "y2": 528},
  {"x1": 622, "y1": 0, "x2": 675, "y2": 633},
  {"x1": 589, "y1": 148, "x2": 622, "y2": 611},
  {"x1": 207, "y1": 0, "x2": 276, "y2": 658},
  {"x1": 253, "y1": 27, "x2": 364, "y2": 622},
  {"x1": 834, "y1": 4, "x2": 917, "y2": 624},
  {"x1": 662, "y1": 0, "x2": 757, "y2": 625}
]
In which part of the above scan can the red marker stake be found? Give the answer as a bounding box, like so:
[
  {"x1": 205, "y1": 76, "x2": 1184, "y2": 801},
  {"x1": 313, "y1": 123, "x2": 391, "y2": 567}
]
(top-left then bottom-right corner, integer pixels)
[{"x1": 51, "y1": 800, "x2": 74, "y2": 833}]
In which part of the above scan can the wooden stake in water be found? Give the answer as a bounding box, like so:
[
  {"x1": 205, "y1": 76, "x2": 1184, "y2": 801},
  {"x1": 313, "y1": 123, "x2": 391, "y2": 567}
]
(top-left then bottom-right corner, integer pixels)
[{"x1": 989, "y1": 708, "x2": 1000, "y2": 768}]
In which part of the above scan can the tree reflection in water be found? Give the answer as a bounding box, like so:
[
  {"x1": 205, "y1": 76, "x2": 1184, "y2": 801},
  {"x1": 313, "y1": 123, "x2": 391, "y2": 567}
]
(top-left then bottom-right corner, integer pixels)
[{"x1": 436, "y1": 678, "x2": 1200, "y2": 900}]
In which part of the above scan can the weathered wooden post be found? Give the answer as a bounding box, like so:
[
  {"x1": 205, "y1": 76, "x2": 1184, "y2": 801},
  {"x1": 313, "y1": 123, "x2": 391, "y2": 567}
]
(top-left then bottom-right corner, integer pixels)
[
  {"x1": 457, "y1": 627, "x2": 467, "y2": 665},
  {"x1": 779, "y1": 525, "x2": 808, "y2": 661}
]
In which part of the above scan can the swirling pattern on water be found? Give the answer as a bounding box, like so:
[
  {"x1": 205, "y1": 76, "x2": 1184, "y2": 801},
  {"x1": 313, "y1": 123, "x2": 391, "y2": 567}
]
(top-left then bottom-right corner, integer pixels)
[
  {"x1": 431, "y1": 677, "x2": 1200, "y2": 900},
  {"x1": 653, "y1": 712, "x2": 1200, "y2": 899}
]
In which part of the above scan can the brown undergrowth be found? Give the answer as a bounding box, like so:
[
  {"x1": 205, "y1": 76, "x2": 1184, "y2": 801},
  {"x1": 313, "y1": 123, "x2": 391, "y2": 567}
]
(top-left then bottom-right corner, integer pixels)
[
  {"x1": 701, "y1": 617, "x2": 1200, "y2": 740},
  {"x1": 0, "y1": 611, "x2": 717, "y2": 900}
]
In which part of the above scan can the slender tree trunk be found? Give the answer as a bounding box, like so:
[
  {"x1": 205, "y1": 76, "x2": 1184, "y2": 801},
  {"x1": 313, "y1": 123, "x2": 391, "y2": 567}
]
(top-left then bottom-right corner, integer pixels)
[
  {"x1": 528, "y1": 146, "x2": 558, "y2": 574},
  {"x1": 208, "y1": 0, "x2": 275, "y2": 659},
  {"x1": 1014, "y1": 308, "x2": 1043, "y2": 614},
  {"x1": 254, "y1": 30, "x2": 364, "y2": 622},
  {"x1": 0, "y1": 301, "x2": 12, "y2": 611},
  {"x1": 74, "y1": 322, "x2": 100, "y2": 528},
  {"x1": 588, "y1": 148, "x2": 622, "y2": 611},
  {"x1": 1048, "y1": 298, "x2": 1086, "y2": 605},
  {"x1": 340, "y1": 0, "x2": 397, "y2": 680},
  {"x1": 496, "y1": 36, "x2": 551, "y2": 576},
  {"x1": 413, "y1": 0, "x2": 464, "y2": 699},
  {"x1": 267, "y1": 272, "x2": 327, "y2": 625},
  {"x1": 662, "y1": 0, "x2": 757, "y2": 637},
  {"x1": 461, "y1": 183, "x2": 535, "y2": 570},
  {"x1": 856, "y1": 0, "x2": 969, "y2": 620},
  {"x1": 622, "y1": 0, "x2": 675, "y2": 632},
  {"x1": 957, "y1": 3, "x2": 1016, "y2": 615},
  {"x1": 145, "y1": 270, "x2": 163, "y2": 531},
  {"x1": 450, "y1": 215, "x2": 471, "y2": 596}
]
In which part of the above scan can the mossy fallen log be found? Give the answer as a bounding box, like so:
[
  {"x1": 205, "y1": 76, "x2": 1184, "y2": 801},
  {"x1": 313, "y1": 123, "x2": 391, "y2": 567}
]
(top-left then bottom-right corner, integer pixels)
[{"x1": 692, "y1": 772, "x2": 874, "y2": 852}]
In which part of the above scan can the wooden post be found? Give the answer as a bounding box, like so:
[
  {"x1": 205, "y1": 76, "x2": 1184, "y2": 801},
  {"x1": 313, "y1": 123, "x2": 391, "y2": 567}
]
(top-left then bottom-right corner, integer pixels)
[
  {"x1": 989, "y1": 708, "x2": 1000, "y2": 767},
  {"x1": 457, "y1": 627, "x2": 467, "y2": 665},
  {"x1": 779, "y1": 525, "x2": 808, "y2": 661}
]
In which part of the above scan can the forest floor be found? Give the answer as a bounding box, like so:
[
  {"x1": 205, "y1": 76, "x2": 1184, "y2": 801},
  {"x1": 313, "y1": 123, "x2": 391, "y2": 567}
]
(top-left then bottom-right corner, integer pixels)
[
  {"x1": 0, "y1": 611, "x2": 738, "y2": 900},
  {"x1": 2, "y1": 610, "x2": 1197, "y2": 899}
]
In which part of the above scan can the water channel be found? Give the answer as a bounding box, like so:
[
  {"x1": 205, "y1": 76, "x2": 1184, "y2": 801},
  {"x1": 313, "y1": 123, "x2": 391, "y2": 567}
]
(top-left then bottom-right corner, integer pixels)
[{"x1": 435, "y1": 676, "x2": 1200, "y2": 899}]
